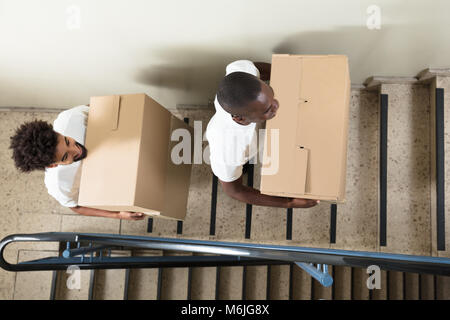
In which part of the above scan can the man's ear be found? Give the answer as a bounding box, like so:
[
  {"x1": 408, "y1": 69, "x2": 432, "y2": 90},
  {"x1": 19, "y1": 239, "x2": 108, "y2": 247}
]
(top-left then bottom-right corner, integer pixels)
[
  {"x1": 46, "y1": 163, "x2": 58, "y2": 169},
  {"x1": 231, "y1": 114, "x2": 248, "y2": 125}
]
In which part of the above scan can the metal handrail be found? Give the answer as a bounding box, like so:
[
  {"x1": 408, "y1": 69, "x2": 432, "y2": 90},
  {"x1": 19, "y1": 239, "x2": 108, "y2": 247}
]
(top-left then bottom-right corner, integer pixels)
[
  {"x1": 0, "y1": 232, "x2": 289, "y2": 272},
  {"x1": 1, "y1": 232, "x2": 450, "y2": 276}
]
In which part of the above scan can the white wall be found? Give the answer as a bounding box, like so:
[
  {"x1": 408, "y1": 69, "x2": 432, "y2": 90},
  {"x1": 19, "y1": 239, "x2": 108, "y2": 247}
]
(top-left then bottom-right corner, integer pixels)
[{"x1": 0, "y1": 0, "x2": 449, "y2": 108}]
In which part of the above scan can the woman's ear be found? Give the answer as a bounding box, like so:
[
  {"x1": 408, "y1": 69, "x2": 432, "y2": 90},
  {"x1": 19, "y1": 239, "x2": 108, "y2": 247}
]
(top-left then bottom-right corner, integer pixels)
[{"x1": 46, "y1": 163, "x2": 58, "y2": 169}]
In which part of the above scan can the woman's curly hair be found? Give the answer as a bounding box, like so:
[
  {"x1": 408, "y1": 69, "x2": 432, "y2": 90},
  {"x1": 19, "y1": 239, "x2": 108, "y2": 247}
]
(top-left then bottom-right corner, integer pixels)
[{"x1": 9, "y1": 120, "x2": 58, "y2": 172}]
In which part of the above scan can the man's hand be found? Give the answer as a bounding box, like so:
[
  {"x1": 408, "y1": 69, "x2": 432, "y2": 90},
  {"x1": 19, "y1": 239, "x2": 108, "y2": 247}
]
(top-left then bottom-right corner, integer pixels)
[
  {"x1": 118, "y1": 211, "x2": 145, "y2": 220},
  {"x1": 220, "y1": 177, "x2": 320, "y2": 209},
  {"x1": 287, "y1": 198, "x2": 320, "y2": 208}
]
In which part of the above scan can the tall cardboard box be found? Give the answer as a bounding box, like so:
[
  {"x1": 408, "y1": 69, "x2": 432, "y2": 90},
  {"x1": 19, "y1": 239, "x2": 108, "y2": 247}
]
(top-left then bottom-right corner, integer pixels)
[
  {"x1": 78, "y1": 93, "x2": 193, "y2": 220},
  {"x1": 260, "y1": 54, "x2": 350, "y2": 203}
]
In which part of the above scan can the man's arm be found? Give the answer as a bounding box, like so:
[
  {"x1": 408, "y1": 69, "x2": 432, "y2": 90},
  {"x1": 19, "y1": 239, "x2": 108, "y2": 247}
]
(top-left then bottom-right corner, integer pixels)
[
  {"x1": 220, "y1": 177, "x2": 319, "y2": 208},
  {"x1": 70, "y1": 206, "x2": 144, "y2": 220},
  {"x1": 253, "y1": 62, "x2": 271, "y2": 81}
]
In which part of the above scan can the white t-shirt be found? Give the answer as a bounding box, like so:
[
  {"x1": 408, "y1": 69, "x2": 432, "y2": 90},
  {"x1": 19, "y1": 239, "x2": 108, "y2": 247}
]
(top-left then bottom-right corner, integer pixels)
[
  {"x1": 205, "y1": 60, "x2": 261, "y2": 182},
  {"x1": 44, "y1": 105, "x2": 89, "y2": 207}
]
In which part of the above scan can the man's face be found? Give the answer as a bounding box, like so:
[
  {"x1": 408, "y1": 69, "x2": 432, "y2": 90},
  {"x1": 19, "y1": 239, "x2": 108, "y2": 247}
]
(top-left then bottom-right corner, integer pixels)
[
  {"x1": 232, "y1": 81, "x2": 280, "y2": 125},
  {"x1": 48, "y1": 133, "x2": 88, "y2": 168}
]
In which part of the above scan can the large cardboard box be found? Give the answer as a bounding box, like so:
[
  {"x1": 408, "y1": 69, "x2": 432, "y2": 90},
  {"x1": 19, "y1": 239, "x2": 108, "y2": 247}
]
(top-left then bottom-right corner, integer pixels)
[
  {"x1": 260, "y1": 54, "x2": 350, "y2": 203},
  {"x1": 78, "y1": 93, "x2": 193, "y2": 220}
]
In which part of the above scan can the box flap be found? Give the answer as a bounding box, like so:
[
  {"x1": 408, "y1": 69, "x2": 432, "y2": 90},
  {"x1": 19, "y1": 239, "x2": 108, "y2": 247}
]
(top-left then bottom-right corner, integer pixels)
[
  {"x1": 295, "y1": 56, "x2": 348, "y2": 196},
  {"x1": 111, "y1": 95, "x2": 121, "y2": 130},
  {"x1": 133, "y1": 94, "x2": 172, "y2": 212},
  {"x1": 291, "y1": 147, "x2": 309, "y2": 194},
  {"x1": 260, "y1": 55, "x2": 302, "y2": 193},
  {"x1": 79, "y1": 94, "x2": 144, "y2": 207}
]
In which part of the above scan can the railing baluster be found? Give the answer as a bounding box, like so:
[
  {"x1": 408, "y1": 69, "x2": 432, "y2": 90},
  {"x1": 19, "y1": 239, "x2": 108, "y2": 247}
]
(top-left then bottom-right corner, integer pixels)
[
  {"x1": 124, "y1": 269, "x2": 130, "y2": 300},
  {"x1": 88, "y1": 269, "x2": 95, "y2": 300},
  {"x1": 296, "y1": 262, "x2": 333, "y2": 288},
  {"x1": 50, "y1": 270, "x2": 58, "y2": 300}
]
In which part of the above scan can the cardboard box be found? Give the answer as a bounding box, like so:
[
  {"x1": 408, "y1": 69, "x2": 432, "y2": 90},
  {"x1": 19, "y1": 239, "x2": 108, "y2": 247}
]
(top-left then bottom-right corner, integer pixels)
[
  {"x1": 260, "y1": 54, "x2": 350, "y2": 203},
  {"x1": 78, "y1": 93, "x2": 193, "y2": 220}
]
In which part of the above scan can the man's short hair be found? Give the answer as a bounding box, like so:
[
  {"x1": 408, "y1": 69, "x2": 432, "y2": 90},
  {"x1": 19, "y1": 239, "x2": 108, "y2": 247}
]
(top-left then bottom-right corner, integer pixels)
[
  {"x1": 9, "y1": 120, "x2": 58, "y2": 172},
  {"x1": 217, "y1": 72, "x2": 262, "y2": 112}
]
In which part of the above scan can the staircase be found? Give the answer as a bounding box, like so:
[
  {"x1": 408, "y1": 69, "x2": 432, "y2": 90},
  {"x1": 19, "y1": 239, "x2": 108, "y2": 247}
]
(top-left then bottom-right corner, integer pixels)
[
  {"x1": 50, "y1": 255, "x2": 450, "y2": 300},
  {"x1": 2, "y1": 68, "x2": 450, "y2": 300}
]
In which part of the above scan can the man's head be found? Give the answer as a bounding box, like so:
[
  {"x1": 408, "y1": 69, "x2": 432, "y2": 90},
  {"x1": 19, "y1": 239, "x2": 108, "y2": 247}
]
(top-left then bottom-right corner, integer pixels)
[
  {"x1": 10, "y1": 120, "x2": 88, "y2": 172},
  {"x1": 217, "y1": 72, "x2": 279, "y2": 125}
]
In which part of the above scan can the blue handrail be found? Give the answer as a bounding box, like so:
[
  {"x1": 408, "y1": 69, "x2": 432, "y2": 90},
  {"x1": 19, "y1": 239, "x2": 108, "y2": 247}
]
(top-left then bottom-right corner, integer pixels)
[{"x1": 1, "y1": 232, "x2": 450, "y2": 278}]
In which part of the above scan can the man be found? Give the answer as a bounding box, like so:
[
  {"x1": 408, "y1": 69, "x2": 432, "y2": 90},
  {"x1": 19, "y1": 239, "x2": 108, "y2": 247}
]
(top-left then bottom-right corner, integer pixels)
[
  {"x1": 206, "y1": 60, "x2": 319, "y2": 208},
  {"x1": 9, "y1": 104, "x2": 144, "y2": 220}
]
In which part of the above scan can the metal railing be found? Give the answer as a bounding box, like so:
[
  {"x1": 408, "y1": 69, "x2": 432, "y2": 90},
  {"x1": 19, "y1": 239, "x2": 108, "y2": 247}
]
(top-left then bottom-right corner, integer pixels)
[{"x1": 1, "y1": 232, "x2": 450, "y2": 290}]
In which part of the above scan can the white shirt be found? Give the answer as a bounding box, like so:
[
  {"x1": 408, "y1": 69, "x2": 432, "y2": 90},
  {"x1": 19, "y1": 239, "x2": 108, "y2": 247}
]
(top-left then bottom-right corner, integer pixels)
[
  {"x1": 44, "y1": 105, "x2": 89, "y2": 207},
  {"x1": 205, "y1": 60, "x2": 261, "y2": 182}
]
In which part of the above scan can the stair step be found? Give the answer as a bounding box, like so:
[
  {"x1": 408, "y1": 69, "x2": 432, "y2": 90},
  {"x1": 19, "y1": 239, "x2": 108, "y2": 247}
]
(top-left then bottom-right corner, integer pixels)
[
  {"x1": 419, "y1": 274, "x2": 436, "y2": 300},
  {"x1": 13, "y1": 250, "x2": 58, "y2": 300},
  {"x1": 371, "y1": 270, "x2": 388, "y2": 300},
  {"x1": 363, "y1": 76, "x2": 418, "y2": 89},
  {"x1": 379, "y1": 83, "x2": 432, "y2": 255},
  {"x1": 404, "y1": 273, "x2": 420, "y2": 300},
  {"x1": 160, "y1": 251, "x2": 191, "y2": 300},
  {"x1": 267, "y1": 265, "x2": 290, "y2": 300},
  {"x1": 351, "y1": 267, "x2": 370, "y2": 300},
  {"x1": 290, "y1": 266, "x2": 312, "y2": 300},
  {"x1": 332, "y1": 89, "x2": 379, "y2": 251},
  {"x1": 91, "y1": 250, "x2": 131, "y2": 300},
  {"x1": 417, "y1": 68, "x2": 450, "y2": 82},
  {"x1": 436, "y1": 275, "x2": 450, "y2": 299},
  {"x1": 243, "y1": 265, "x2": 268, "y2": 300},
  {"x1": 333, "y1": 266, "x2": 352, "y2": 300},
  {"x1": 387, "y1": 271, "x2": 405, "y2": 300},
  {"x1": 217, "y1": 266, "x2": 244, "y2": 300},
  {"x1": 126, "y1": 250, "x2": 162, "y2": 300},
  {"x1": 432, "y1": 76, "x2": 450, "y2": 257},
  {"x1": 189, "y1": 253, "x2": 217, "y2": 300}
]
